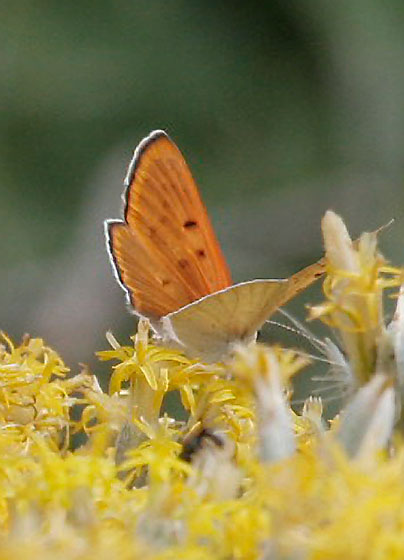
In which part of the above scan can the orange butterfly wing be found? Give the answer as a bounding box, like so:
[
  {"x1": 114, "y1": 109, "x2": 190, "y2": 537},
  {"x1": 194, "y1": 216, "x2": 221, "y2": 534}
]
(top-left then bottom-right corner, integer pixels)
[{"x1": 106, "y1": 130, "x2": 232, "y2": 320}]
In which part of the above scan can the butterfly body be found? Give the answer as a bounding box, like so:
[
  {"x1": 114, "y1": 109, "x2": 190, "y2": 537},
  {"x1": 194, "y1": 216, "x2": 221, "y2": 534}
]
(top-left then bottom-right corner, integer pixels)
[{"x1": 106, "y1": 130, "x2": 325, "y2": 361}]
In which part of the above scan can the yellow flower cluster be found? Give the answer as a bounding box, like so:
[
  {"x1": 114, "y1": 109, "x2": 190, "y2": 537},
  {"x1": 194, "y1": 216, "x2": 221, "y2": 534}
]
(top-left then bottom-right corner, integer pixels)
[{"x1": 1, "y1": 211, "x2": 404, "y2": 559}]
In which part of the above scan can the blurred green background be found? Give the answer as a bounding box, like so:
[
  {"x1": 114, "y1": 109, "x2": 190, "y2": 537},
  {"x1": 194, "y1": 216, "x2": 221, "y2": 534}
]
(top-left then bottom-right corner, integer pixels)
[{"x1": 2, "y1": 2, "x2": 404, "y2": 403}]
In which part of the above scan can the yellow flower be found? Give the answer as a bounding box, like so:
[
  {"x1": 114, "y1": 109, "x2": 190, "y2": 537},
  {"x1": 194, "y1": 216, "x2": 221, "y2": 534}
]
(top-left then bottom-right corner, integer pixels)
[
  {"x1": 2, "y1": 211, "x2": 404, "y2": 558},
  {"x1": 0, "y1": 333, "x2": 92, "y2": 445},
  {"x1": 98, "y1": 321, "x2": 219, "y2": 426},
  {"x1": 310, "y1": 211, "x2": 403, "y2": 387}
]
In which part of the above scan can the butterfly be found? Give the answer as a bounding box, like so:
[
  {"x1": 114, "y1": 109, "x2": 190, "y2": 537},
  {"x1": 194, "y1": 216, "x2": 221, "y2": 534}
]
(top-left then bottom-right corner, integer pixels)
[{"x1": 105, "y1": 130, "x2": 325, "y2": 362}]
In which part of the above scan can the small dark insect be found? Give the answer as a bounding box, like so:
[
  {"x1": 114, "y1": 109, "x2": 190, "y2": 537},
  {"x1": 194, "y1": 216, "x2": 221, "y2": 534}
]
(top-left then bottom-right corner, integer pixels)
[{"x1": 180, "y1": 426, "x2": 225, "y2": 463}]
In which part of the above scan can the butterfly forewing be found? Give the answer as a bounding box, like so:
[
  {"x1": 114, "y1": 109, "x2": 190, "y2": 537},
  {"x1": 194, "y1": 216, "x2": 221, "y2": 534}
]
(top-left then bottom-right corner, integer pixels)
[
  {"x1": 107, "y1": 130, "x2": 232, "y2": 319},
  {"x1": 107, "y1": 222, "x2": 195, "y2": 319},
  {"x1": 125, "y1": 131, "x2": 232, "y2": 292},
  {"x1": 280, "y1": 258, "x2": 326, "y2": 306}
]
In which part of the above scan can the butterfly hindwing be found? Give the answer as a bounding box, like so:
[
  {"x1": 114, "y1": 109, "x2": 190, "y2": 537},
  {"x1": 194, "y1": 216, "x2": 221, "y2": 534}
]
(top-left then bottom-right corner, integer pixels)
[{"x1": 162, "y1": 279, "x2": 289, "y2": 361}]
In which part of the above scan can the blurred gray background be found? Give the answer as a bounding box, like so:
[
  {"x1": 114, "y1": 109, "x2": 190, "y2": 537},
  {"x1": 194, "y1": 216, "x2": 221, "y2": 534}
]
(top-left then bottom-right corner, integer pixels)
[{"x1": 2, "y1": 2, "x2": 404, "y2": 393}]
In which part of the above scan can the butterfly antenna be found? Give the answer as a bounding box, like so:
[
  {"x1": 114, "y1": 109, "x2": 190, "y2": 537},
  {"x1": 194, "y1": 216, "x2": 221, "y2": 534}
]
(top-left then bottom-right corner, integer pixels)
[
  {"x1": 267, "y1": 308, "x2": 327, "y2": 355},
  {"x1": 278, "y1": 308, "x2": 328, "y2": 353},
  {"x1": 291, "y1": 349, "x2": 341, "y2": 366},
  {"x1": 291, "y1": 373, "x2": 350, "y2": 403},
  {"x1": 267, "y1": 310, "x2": 353, "y2": 407},
  {"x1": 309, "y1": 381, "x2": 346, "y2": 394},
  {"x1": 267, "y1": 314, "x2": 343, "y2": 367},
  {"x1": 267, "y1": 319, "x2": 309, "y2": 338},
  {"x1": 267, "y1": 319, "x2": 329, "y2": 359}
]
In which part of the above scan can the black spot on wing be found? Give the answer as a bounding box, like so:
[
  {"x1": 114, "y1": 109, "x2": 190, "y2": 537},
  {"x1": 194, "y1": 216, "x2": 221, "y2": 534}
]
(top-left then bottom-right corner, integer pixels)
[
  {"x1": 178, "y1": 259, "x2": 189, "y2": 269},
  {"x1": 184, "y1": 220, "x2": 197, "y2": 229}
]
